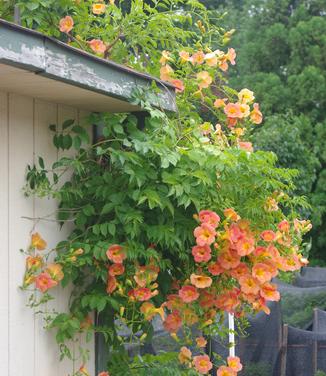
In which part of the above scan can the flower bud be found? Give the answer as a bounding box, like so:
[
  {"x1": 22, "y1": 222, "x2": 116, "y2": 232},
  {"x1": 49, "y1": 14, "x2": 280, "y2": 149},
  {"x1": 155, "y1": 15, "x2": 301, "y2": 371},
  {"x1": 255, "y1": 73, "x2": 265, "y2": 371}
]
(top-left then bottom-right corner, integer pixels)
[
  {"x1": 170, "y1": 333, "x2": 179, "y2": 342},
  {"x1": 139, "y1": 333, "x2": 147, "y2": 342},
  {"x1": 74, "y1": 248, "x2": 84, "y2": 255}
]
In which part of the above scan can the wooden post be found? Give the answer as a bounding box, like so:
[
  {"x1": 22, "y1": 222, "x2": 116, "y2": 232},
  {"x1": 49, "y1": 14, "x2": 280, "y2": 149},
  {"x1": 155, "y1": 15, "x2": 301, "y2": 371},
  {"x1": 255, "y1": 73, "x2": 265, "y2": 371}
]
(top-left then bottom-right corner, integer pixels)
[
  {"x1": 312, "y1": 309, "x2": 318, "y2": 374},
  {"x1": 313, "y1": 308, "x2": 318, "y2": 332},
  {"x1": 280, "y1": 324, "x2": 288, "y2": 376},
  {"x1": 312, "y1": 339, "x2": 318, "y2": 375}
]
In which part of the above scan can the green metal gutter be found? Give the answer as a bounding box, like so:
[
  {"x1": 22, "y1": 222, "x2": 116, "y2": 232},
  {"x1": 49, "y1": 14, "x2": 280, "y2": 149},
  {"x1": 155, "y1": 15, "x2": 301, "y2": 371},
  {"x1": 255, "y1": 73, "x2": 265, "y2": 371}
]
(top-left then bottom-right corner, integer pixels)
[{"x1": 0, "y1": 19, "x2": 177, "y2": 112}]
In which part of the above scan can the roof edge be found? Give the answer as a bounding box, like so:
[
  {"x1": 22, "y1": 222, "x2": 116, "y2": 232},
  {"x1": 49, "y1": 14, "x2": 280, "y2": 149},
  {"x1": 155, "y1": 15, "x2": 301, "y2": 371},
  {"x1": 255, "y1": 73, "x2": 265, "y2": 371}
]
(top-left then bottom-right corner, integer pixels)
[{"x1": 0, "y1": 19, "x2": 177, "y2": 112}]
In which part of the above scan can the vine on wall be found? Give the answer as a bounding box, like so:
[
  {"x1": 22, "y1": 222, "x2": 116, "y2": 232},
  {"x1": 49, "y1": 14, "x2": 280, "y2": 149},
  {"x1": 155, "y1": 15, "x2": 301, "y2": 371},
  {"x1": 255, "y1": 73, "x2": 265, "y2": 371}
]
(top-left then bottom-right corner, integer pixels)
[{"x1": 18, "y1": 1, "x2": 311, "y2": 375}]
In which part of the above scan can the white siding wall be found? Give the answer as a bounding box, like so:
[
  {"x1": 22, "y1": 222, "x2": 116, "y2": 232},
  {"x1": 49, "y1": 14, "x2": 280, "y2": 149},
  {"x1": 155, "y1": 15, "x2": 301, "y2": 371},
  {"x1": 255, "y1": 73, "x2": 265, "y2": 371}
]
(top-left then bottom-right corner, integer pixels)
[{"x1": 0, "y1": 92, "x2": 95, "y2": 376}]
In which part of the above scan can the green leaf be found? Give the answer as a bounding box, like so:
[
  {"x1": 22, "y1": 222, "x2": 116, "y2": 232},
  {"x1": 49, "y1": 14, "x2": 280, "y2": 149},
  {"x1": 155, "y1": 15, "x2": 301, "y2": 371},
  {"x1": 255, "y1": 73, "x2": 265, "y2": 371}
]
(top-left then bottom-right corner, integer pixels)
[
  {"x1": 103, "y1": 126, "x2": 111, "y2": 138},
  {"x1": 73, "y1": 135, "x2": 82, "y2": 150},
  {"x1": 107, "y1": 297, "x2": 120, "y2": 311},
  {"x1": 62, "y1": 119, "x2": 75, "y2": 130},
  {"x1": 113, "y1": 124, "x2": 124, "y2": 134},
  {"x1": 97, "y1": 297, "x2": 107, "y2": 313},
  {"x1": 123, "y1": 138, "x2": 132, "y2": 147},
  {"x1": 53, "y1": 134, "x2": 60, "y2": 149},
  {"x1": 53, "y1": 172, "x2": 58, "y2": 184},
  {"x1": 138, "y1": 189, "x2": 163, "y2": 209},
  {"x1": 101, "y1": 203, "x2": 115, "y2": 215},
  {"x1": 76, "y1": 213, "x2": 87, "y2": 227},
  {"x1": 72, "y1": 125, "x2": 89, "y2": 143},
  {"x1": 26, "y1": 2, "x2": 39, "y2": 10},
  {"x1": 100, "y1": 223, "x2": 108, "y2": 236},
  {"x1": 83, "y1": 204, "x2": 95, "y2": 216},
  {"x1": 62, "y1": 134, "x2": 72, "y2": 150},
  {"x1": 38, "y1": 156, "x2": 45, "y2": 169},
  {"x1": 108, "y1": 223, "x2": 116, "y2": 236}
]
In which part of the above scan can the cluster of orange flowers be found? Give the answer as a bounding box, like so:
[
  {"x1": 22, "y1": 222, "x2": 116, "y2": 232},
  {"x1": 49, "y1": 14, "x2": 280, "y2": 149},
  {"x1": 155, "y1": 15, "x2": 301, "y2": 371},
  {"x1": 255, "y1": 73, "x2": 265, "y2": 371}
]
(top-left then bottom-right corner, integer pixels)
[
  {"x1": 216, "y1": 88, "x2": 263, "y2": 127},
  {"x1": 179, "y1": 344, "x2": 243, "y2": 376},
  {"x1": 159, "y1": 48, "x2": 263, "y2": 154},
  {"x1": 155, "y1": 208, "x2": 310, "y2": 374},
  {"x1": 106, "y1": 244, "x2": 161, "y2": 305},
  {"x1": 23, "y1": 233, "x2": 66, "y2": 292},
  {"x1": 59, "y1": 12, "x2": 112, "y2": 55},
  {"x1": 159, "y1": 48, "x2": 236, "y2": 90},
  {"x1": 25, "y1": 205, "x2": 310, "y2": 375},
  {"x1": 164, "y1": 209, "x2": 309, "y2": 320}
]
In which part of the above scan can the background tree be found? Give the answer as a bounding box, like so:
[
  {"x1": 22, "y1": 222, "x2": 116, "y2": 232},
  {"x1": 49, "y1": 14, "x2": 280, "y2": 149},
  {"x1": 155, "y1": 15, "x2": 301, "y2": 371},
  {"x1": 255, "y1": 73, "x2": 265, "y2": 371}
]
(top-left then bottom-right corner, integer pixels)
[{"x1": 201, "y1": 0, "x2": 326, "y2": 262}]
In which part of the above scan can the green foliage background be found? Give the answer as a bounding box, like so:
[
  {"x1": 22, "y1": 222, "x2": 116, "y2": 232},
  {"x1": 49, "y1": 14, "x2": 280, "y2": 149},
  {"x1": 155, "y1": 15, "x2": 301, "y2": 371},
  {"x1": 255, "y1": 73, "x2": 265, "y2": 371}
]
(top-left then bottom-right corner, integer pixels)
[{"x1": 199, "y1": 0, "x2": 326, "y2": 262}]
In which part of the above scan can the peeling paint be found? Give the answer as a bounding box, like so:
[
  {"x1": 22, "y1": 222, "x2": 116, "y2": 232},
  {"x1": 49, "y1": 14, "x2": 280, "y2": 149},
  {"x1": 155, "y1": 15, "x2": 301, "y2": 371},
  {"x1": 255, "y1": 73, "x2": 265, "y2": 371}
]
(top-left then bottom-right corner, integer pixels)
[
  {"x1": 0, "y1": 19, "x2": 177, "y2": 112},
  {"x1": 46, "y1": 49, "x2": 127, "y2": 96},
  {"x1": 0, "y1": 44, "x2": 45, "y2": 71}
]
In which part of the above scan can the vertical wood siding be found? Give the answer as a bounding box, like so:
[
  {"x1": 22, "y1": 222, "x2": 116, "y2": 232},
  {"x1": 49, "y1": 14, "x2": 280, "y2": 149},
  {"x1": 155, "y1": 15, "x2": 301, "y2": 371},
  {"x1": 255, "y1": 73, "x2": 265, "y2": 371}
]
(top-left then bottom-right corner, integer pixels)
[
  {"x1": 0, "y1": 91, "x2": 95, "y2": 376},
  {"x1": 0, "y1": 92, "x2": 9, "y2": 375}
]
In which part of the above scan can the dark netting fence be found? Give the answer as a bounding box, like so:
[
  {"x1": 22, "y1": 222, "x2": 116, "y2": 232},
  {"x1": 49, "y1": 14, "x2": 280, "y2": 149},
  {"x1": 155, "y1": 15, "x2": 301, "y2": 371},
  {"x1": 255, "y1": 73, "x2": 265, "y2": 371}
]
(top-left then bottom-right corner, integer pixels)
[
  {"x1": 231, "y1": 270, "x2": 326, "y2": 376},
  {"x1": 209, "y1": 271, "x2": 326, "y2": 376},
  {"x1": 237, "y1": 302, "x2": 282, "y2": 376},
  {"x1": 276, "y1": 280, "x2": 326, "y2": 329},
  {"x1": 96, "y1": 267, "x2": 326, "y2": 375},
  {"x1": 294, "y1": 267, "x2": 326, "y2": 288},
  {"x1": 284, "y1": 325, "x2": 326, "y2": 376}
]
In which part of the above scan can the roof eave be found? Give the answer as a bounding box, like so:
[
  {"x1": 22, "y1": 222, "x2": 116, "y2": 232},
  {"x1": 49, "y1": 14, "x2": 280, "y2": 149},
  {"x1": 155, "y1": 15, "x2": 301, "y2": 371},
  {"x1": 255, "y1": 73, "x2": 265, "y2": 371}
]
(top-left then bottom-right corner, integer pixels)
[{"x1": 0, "y1": 19, "x2": 177, "y2": 113}]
